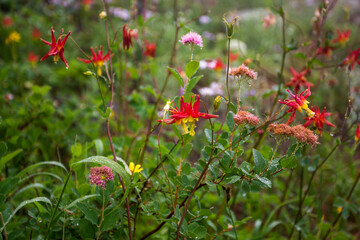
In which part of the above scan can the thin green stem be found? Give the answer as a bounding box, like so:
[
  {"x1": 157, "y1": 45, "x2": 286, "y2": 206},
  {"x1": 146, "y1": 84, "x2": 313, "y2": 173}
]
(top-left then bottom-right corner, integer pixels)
[
  {"x1": 44, "y1": 172, "x2": 71, "y2": 240},
  {"x1": 322, "y1": 173, "x2": 360, "y2": 240},
  {"x1": 96, "y1": 189, "x2": 105, "y2": 240},
  {"x1": 100, "y1": 1, "x2": 132, "y2": 239}
]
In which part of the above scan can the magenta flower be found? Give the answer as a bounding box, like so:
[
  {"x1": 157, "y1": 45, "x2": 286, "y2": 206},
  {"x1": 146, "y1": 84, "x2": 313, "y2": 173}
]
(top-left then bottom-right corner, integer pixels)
[
  {"x1": 89, "y1": 166, "x2": 114, "y2": 189},
  {"x1": 180, "y1": 32, "x2": 203, "y2": 48}
]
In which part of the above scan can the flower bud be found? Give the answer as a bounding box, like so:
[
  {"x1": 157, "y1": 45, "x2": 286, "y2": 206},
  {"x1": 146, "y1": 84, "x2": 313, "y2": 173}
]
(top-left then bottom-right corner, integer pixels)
[
  {"x1": 99, "y1": 11, "x2": 107, "y2": 20},
  {"x1": 84, "y1": 71, "x2": 94, "y2": 76},
  {"x1": 213, "y1": 96, "x2": 222, "y2": 112}
]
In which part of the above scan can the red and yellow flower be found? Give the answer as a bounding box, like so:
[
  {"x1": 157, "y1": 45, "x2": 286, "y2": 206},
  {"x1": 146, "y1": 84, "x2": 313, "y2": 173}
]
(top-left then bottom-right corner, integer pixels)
[
  {"x1": 123, "y1": 24, "x2": 133, "y2": 50},
  {"x1": 303, "y1": 106, "x2": 335, "y2": 136},
  {"x1": 342, "y1": 48, "x2": 360, "y2": 71},
  {"x1": 40, "y1": 27, "x2": 71, "y2": 69},
  {"x1": 331, "y1": 29, "x2": 351, "y2": 46},
  {"x1": 286, "y1": 67, "x2": 313, "y2": 93},
  {"x1": 355, "y1": 124, "x2": 360, "y2": 143},
  {"x1": 158, "y1": 95, "x2": 218, "y2": 136},
  {"x1": 78, "y1": 46, "x2": 111, "y2": 76},
  {"x1": 144, "y1": 41, "x2": 156, "y2": 58},
  {"x1": 279, "y1": 85, "x2": 315, "y2": 125}
]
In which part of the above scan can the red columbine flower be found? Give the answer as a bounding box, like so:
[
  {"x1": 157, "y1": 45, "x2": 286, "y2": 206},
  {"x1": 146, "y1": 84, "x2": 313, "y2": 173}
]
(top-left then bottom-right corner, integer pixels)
[
  {"x1": 212, "y1": 58, "x2": 225, "y2": 71},
  {"x1": 78, "y1": 46, "x2": 111, "y2": 76},
  {"x1": 144, "y1": 41, "x2": 156, "y2": 58},
  {"x1": 342, "y1": 48, "x2": 360, "y2": 71},
  {"x1": 279, "y1": 85, "x2": 315, "y2": 125},
  {"x1": 229, "y1": 52, "x2": 239, "y2": 62},
  {"x1": 332, "y1": 29, "x2": 351, "y2": 46},
  {"x1": 286, "y1": 67, "x2": 313, "y2": 93},
  {"x1": 28, "y1": 52, "x2": 39, "y2": 67},
  {"x1": 158, "y1": 95, "x2": 218, "y2": 136},
  {"x1": 32, "y1": 28, "x2": 41, "y2": 40},
  {"x1": 304, "y1": 106, "x2": 335, "y2": 136},
  {"x1": 123, "y1": 24, "x2": 133, "y2": 50},
  {"x1": 355, "y1": 124, "x2": 360, "y2": 143},
  {"x1": 40, "y1": 27, "x2": 71, "y2": 69},
  {"x1": 315, "y1": 46, "x2": 335, "y2": 58},
  {"x1": 2, "y1": 16, "x2": 13, "y2": 27}
]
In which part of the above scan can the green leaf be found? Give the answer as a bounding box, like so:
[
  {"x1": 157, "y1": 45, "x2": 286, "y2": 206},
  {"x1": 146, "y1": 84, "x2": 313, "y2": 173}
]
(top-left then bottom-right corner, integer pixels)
[
  {"x1": 0, "y1": 177, "x2": 19, "y2": 196},
  {"x1": 0, "y1": 197, "x2": 52, "y2": 232},
  {"x1": 0, "y1": 142, "x2": 7, "y2": 159},
  {"x1": 66, "y1": 194, "x2": 100, "y2": 209},
  {"x1": 226, "y1": 111, "x2": 235, "y2": 130},
  {"x1": 168, "y1": 67, "x2": 184, "y2": 87},
  {"x1": 79, "y1": 219, "x2": 96, "y2": 239},
  {"x1": 17, "y1": 161, "x2": 67, "y2": 178},
  {"x1": 0, "y1": 149, "x2": 22, "y2": 171},
  {"x1": 77, "y1": 202, "x2": 98, "y2": 225},
  {"x1": 255, "y1": 174, "x2": 272, "y2": 188},
  {"x1": 93, "y1": 139, "x2": 104, "y2": 156},
  {"x1": 198, "y1": 209, "x2": 212, "y2": 217},
  {"x1": 185, "y1": 61, "x2": 200, "y2": 78},
  {"x1": 280, "y1": 156, "x2": 297, "y2": 169},
  {"x1": 71, "y1": 143, "x2": 82, "y2": 157},
  {"x1": 253, "y1": 149, "x2": 267, "y2": 174},
  {"x1": 204, "y1": 128, "x2": 213, "y2": 144},
  {"x1": 188, "y1": 222, "x2": 207, "y2": 238},
  {"x1": 101, "y1": 208, "x2": 121, "y2": 232},
  {"x1": 222, "y1": 174, "x2": 241, "y2": 184},
  {"x1": 95, "y1": 106, "x2": 112, "y2": 119},
  {"x1": 185, "y1": 75, "x2": 203, "y2": 93},
  {"x1": 181, "y1": 143, "x2": 193, "y2": 159},
  {"x1": 71, "y1": 156, "x2": 130, "y2": 187}
]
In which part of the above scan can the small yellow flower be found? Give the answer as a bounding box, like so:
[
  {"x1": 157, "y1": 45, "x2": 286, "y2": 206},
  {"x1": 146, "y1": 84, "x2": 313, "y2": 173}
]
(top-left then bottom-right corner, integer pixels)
[
  {"x1": 337, "y1": 206, "x2": 343, "y2": 214},
  {"x1": 129, "y1": 162, "x2": 143, "y2": 175},
  {"x1": 5, "y1": 31, "x2": 21, "y2": 45}
]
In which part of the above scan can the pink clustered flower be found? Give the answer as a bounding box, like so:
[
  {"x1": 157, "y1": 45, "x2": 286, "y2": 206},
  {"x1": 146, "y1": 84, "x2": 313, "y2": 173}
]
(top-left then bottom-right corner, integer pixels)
[
  {"x1": 181, "y1": 32, "x2": 203, "y2": 48},
  {"x1": 268, "y1": 124, "x2": 319, "y2": 146},
  {"x1": 89, "y1": 166, "x2": 114, "y2": 189},
  {"x1": 229, "y1": 64, "x2": 257, "y2": 80},
  {"x1": 233, "y1": 111, "x2": 259, "y2": 126}
]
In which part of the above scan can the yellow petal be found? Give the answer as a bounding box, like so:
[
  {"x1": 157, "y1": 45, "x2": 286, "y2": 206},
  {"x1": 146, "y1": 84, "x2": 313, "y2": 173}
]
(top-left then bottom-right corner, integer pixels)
[{"x1": 129, "y1": 162, "x2": 135, "y2": 173}]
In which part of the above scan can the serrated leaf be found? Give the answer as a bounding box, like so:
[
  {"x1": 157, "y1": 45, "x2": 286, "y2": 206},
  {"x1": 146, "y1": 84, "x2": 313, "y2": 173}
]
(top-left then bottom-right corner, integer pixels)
[
  {"x1": 185, "y1": 61, "x2": 200, "y2": 78},
  {"x1": 101, "y1": 208, "x2": 121, "y2": 232},
  {"x1": 181, "y1": 143, "x2": 193, "y2": 159},
  {"x1": 0, "y1": 197, "x2": 52, "y2": 232},
  {"x1": 79, "y1": 219, "x2": 96, "y2": 239},
  {"x1": 255, "y1": 174, "x2": 272, "y2": 188},
  {"x1": 168, "y1": 67, "x2": 184, "y2": 87},
  {"x1": 185, "y1": 75, "x2": 203, "y2": 93},
  {"x1": 204, "y1": 128, "x2": 213, "y2": 144},
  {"x1": 280, "y1": 156, "x2": 297, "y2": 169},
  {"x1": 226, "y1": 111, "x2": 235, "y2": 130},
  {"x1": 77, "y1": 202, "x2": 98, "y2": 225},
  {"x1": 71, "y1": 156, "x2": 130, "y2": 187},
  {"x1": 253, "y1": 149, "x2": 267, "y2": 173}
]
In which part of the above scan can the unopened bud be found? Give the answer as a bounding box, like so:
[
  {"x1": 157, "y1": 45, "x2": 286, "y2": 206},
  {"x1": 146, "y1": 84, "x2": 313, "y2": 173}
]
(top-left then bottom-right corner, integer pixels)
[
  {"x1": 84, "y1": 71, "x2": 94, "y2": 76},
  {"x1": 99, "y1": 11, "x2": 107, "y2": 20},
  {"x1": 213, "y1": 96, "x2": 222, "y2": 112},
  {"x1": 223, "y1": 15, "x2": 239, "y2": 38}
]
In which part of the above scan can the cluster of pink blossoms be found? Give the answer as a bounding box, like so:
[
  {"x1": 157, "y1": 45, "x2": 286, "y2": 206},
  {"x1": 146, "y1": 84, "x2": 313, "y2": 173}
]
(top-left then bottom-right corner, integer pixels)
[
  {"x1": 180, "y1": 32, "x2": 203, "y2": 48},
  {"x1": 268, "y1": 124, "x2": 319, "y2": 146},
  {"x1": 233, "y1": 111, "x2": 259, "y2": 126},
  {"x1": 229, "y1": 64, "x2": 257, "y2": 80},
  {"x1": 89, "y1": 166, "x2": 114, "y2": 189}
]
